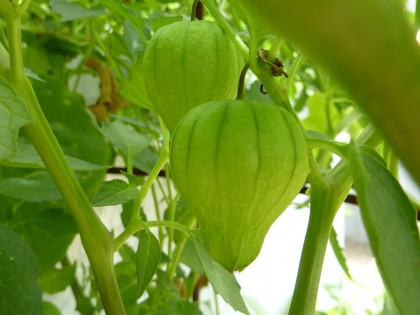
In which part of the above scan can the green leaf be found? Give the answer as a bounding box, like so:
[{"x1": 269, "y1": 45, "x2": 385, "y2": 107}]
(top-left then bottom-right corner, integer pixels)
[
  {"x1": 38, "y1": 265, "x2": 76, "y2": 294},
  {"x1": 383, "y1": 293, "x2": 402, "y2": 315},
  {"x1": 0, "y1": 42, "x2": 9, "y2": 76},
  {"x1": 120, "y1": 53, "x2": 154, "y2": 111},
  {"x1": 244, "y1": 80, "x2": 273, "y2": 104},
  {"x1": 32, "y1": 76, "x2": 111, "y2": 166},
  {"x1": 101, "y1": 120, "x2": 151, "y2": 158},
  {"x1": 191, "y1": 231, "x2": 249, "y2": 314},
  {"x1": 43, "y1": 302, "x2": 61, "y2": 315},
  {"x1": 121, "y1": 171, "x2": 144, "y2": 187},
  {"x1": 123, "y1": 20, "x2": 146, "y2": 60},
  {"x1": 153, "y1": 298, "x2": 202, "y2": 315},
  {"x1": 329, "y1": 226, "x2": 352, "y2": 280},
  {"x1": 349, "y1": 145, "x2": 420, "y2": 315},
  {"x1": 98, "y1": 0, "x2": 145, "y2": 34},
  {"x1": 148, "y1": 12, "x2": 183, "y2": 32},
  {"x1": 22, "y1": 45, "x2": 50, "y2": 75},
  {"x1": 92, "y1": 179, "x2": 139, "y2": 207},
  {"x1": 0, "y1": 76, "x2": 33, "y2": 161},
  {"x1": 50, "y1": 0, "x2": 106, "y2": 22},
  {"x1": 112, "y1": 115, "x2": 161, "y2": 140},
  {"x1": 179, "y1": 239, "x2": 203, "y2": 274},
  {"x1": 142, "y1": 269, "x2": 202, "y2": 315},
  {"x1": 0, "y1": 224, "x2": 43, "y2": 314},
  {"x1": 0, "y1": 171, "x2": 61, "y2": 202},
  {"x1": 13, "y1": 206, "x2": 78, "y2": 272},
  {"x1": 136, "y1": 230, "x2": 161, "y2": 298},
  {"x1": 133, "y1": 146, "x2": 159, "y2": 174},
  {"x1": 240, "y1": 0, "x2": 420, "y2": 185},
  {"x1": 302, "y1": 92, "x2": 340, "y2": 136},
  {"x1": 1, "y1": 143, "x2": 109, "y2": 171},
  {"x1": 115, "y1": 260, "x2": 138, "y2": 309}
]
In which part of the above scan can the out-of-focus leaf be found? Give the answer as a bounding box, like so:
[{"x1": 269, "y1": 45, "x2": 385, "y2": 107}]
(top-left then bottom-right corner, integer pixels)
[
  {"x1": 142, "y1": 269, "x2": 202, "y2": 315},
  {"x1": 123, "y1": 20, "x2": 146, "y2": 60},
  {"x1": 136, "y1": 230, "x2": 161, "y2": 298},
  {"x1": 99, "y1": 0, "x2": 144, "y2": 31},
  {"x1": 153, "y1": 298, "x2": 202, "y2": 315},
  {"x1": 329, "y1": 226, "x2": 352, "y2": 280},
  {"x1": 50, "y1": 0, "x2": 106, "y2": 22},
  {"x1": 240, "y1": 0, "x2": 420, "y2": 185},
  {"x1": 33, "y1": 76, "x2": 111, "y2": 166},
  {"x1": 112, "y1": 115, "x2": 160, "y2": 140},
  {"x1": 92, "y1": 179, "x2": 139, "y2": 207},
  {"x1": 148, "y1": 12, "x2": 183, "y2": 32},
  {"x1": 0, "y1": 42, "x2": 9, "y2": 75},
  {"x1": 244, "y1": 80, "x2": 273, "y2": 104},
  {"x1": 0, "y1": 224, "x2": 43, "y2": 314},
  {"x1": 179, "y1": 239, "x2": 203, "y2": 274},
  {"x1": 101, "y1": 120, "x2": 151, "y2": 158},
  {"x1": 22, "y1": 45, "x2": 50, "y2": 75},
  {"x1": 0, "y1": 171, "x2": 61, "y2": 202},
  {"x1": 168, "y1": 199, "x2": 196, "y2": 243},
  {"x1": 13, "y1": 206, "x2": 78, "y2": 272},
  {"x1": 0, "y1": 77, "x2": 33, "y2": 161},
  {"x1": 43, "y1": 302, "x2": 61, "y2": 315},
  {"x1": 349, "y1": 145, "x2": 420, "y2": 315},
  {"x1": 120, "y1": 53, "x2": 154, "y2": 111},
  {"x1": 133, "y1": 146, "x2": 159, "y2": 174},
  {"x1": 38, "y1": 265, "x2": 76, "y2": 294},
  {"x1": 191, "y1": 231, "x2": 249, "y2": 314},
  {"x1": 2, "y1": 143, "x2": 108, "y2": 171},
  {"x1": 115, "y1": 260, "x2": 137, "y2": 310},
  {"x1": 302, "y1": 92, "x2": 340, "y2": 136}
]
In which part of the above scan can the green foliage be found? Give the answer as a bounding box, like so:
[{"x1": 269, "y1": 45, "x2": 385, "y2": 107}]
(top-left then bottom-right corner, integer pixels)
[
  {"x1": 0, "y1": 77, "x2": 33, "y2": 160},
  {"x1": 38, "y1": 264, "x2": 76, "y2": 293},
  {"x1": 349, "y1": 146, "x2": 420, "y2": 315},
  {"x1": 50, "y1": 0, "x2": 107, "y2": 22},
  {"x1": 241, "y1": 0, "x2": 420, "y2": 185},
  {"x1": 0, "y1": 224, "x2": 43, "y2": 314},
  {"x1": 191, "y1": 230, "x2": 249, "y2": 314},
  {"x1": 136, "y1": 229, "x2": 162, "y2": 298},
  {"x1": 92, "y1": 179, "x2": 139, "y2": 206}
]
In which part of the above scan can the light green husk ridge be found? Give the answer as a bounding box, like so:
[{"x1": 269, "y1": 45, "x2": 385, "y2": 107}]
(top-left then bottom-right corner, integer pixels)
[
  {"x1": 171, "y1": 100, "x2": 309, "y2": 271},
  {"x1": 143, "y1": 20, "x2": 243, "y2": 132}
]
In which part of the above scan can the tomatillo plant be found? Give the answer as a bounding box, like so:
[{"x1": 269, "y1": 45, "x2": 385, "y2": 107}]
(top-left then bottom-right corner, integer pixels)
[{"x1": 0, "y1": 0, "x2": 419, "y2": 315}]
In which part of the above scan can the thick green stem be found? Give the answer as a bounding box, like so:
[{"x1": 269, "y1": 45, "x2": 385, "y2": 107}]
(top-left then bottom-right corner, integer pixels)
[
  {"x1": 289, "y1": 179, "x2": 337, "y2": 315},
  {"x1": 289, "y1": 125, "x2": 381, "y2": 314},
  {"x1": 306, "y1": 137, "x2": 348, "y2": 161},
  {"x1": 5, "y1": 17, "x2": 24, "y2": 82},
  {"x1": 4, "y1": 14, "x2": 125, "y2": 315},
  {"x1": 247, "y1": 21, "x2": 293, "y2": 115},
  {"x1": 114, "y1": 120, "x2": 169, "y2": 251}
]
